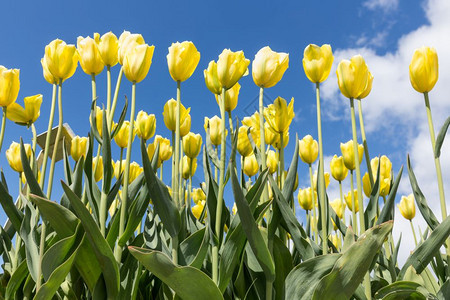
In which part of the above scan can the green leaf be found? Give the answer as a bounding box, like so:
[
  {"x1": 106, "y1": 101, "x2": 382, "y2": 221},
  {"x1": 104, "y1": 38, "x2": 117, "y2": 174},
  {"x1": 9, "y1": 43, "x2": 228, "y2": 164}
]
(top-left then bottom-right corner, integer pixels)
[
  {"x1": 435, "y1": 115, "x2": 450, "y2": 158},
  {"x1": 101, "y1": 109, "x2": 113, "y2": 193},
  {"x1": 437, "y1": 280, "x2": 450, "y2": 300},
  {"x1": 0, "y1": 180, "x2": 23, "y2": 233},
  {"x1": 61, "y1": 181, "x2": 120, "y2": 299},
  {"x1": 179, "y1": 227, "x2": 209, "y2": 269},
  {"x1": 19, "y1": 198, "x2": 40, "y2": 282},
  {"x1": 111, "y1": 96, "x2": 128, "y2": 139},
  {"x1": 5, "y1": 259, "x2": 29, "y2": 299},
  {"x1": 374, "y1": 281, "x2": 428, "y2": 300},
  {"x1": 90, "y1": 99, "x2": 103, "y2": 145},
  {"x1": 313, "y1": 221, "x2": 394, "y2": 299},
  {"x1": 364, "y1": 161, "x2": 381, "y2": 227},
  {"x1": 128, "y1": 247, "x2": 224, "y2": 300},
  {"x1": 20, "y1": 139, "x2": 45, "y2": 198},
  {"x1": 273, "y1": 235, "x2": 293, "y2": 300},
  {"x1": 376, "y1": 166, "x2": 403, "y2": 225}
]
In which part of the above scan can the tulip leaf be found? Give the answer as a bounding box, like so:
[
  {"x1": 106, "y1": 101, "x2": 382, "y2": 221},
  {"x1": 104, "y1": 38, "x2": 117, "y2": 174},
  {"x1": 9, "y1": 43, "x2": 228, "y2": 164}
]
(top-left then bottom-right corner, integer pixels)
[
  {"x1": 20, "y1": 139, "x2": 45, "y2": 198},
  {"x1": 111, "y1": 95, "x2": 128, "y2": 139},
  {"x1": 273, "y1": 234, "x2": 293, "y2": 300},
  {"x1": 5, "y1": 259, "x2": 29, "y2": 299},
  {"x1": 399, "y1": 214, "x2": 450, "y2": 279},
  {"x1": 205, "y1": 122, "x2": 219, "y2": 168},
  {"x1": 364, "y1": 160, "x2": 381, "y2": 227},
  {"x1": 376, "y1": 166, "x2": 403, "y2": 225},
  {"x1": 0, "y1": 179, "x2": 23, "y2": 233},
  {"x1": 128, "y1": 247, "x2": 224, "y2": 300},
  {"x1": 60, "y1": 156, "x2": 85, "y2": 209},
  {"x1": 407, "y1": 155, "x2": 440, "y2": 230},
  {"x1": 437, "y1": 280, "x2": 450, "y2": 300},
  {"x1": 374, "y1": 281, "x2": 429, "y2": 299},
  {"x1": 90, "y1": 99, "x2": 103, "y2": 145},
  {"x1": 101, "y1": 109, "x2": 113, "y2": 193},
  {"x1": 312, "y1": 221, "x2": 393, "y2": 299},
  {"x1": 141, "y1": 138, "x2": 180, "y2": 238},
  {"x1": 179, "y1": 227, "x2": 209, "y2": 269},
  {"x1": 19, "y1": 197, "x2": 40, "y2": 282},
  {"x1": 435, "y1": 115, "x2": 450, "y2": 158},
  {"x1": 61, "y1": 181, "x2": 120, "y2": 299}
]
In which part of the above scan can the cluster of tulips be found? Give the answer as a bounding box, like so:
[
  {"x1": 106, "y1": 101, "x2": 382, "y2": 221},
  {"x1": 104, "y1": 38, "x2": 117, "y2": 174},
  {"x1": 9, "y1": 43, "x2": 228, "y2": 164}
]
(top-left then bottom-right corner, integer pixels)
[{"x1": 0, "y1": 29, "x2": 449, "y2": 300}]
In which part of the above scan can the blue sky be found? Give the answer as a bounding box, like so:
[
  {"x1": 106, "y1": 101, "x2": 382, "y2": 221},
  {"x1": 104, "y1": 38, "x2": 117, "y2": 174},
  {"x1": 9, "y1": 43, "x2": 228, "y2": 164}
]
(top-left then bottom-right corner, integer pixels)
[{"x1": 1, "y1": 0, "x2": 448, "y2": 260}]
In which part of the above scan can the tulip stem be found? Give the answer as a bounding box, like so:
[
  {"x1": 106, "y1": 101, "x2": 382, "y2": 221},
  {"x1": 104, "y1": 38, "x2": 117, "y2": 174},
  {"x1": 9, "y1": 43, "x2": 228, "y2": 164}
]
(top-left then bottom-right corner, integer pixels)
[
  {"x1": 108, "y1": 67, "x2": 123, "y2": 128},
  {"x1": 160, "y1": 162, "x2": 164, "y2": 181},
  {"x1": 31, "y1": 124, "x2": 37, "y2": 156},
  {"x1": 39, "y1": 84, "x2": 57, "y2": 189},
  {"x1": 259, "y1": 87, "x2": 269, "y2": 202},
  {"x1": 279, "y1": 133, "x2": 285, "y2": 188},
  {"x1": 172, "y1": 130, "x2": 176, "y2": 196},
  {"x1": 309, "y1": 164, "x2": 318, "y2": 242},
  {"x1": 350, "y1": 171, "x2": 358, "y2": 234},
  {"x1": 410, "y1": 220, "x2": 418, "y2": 247},
  {"x1": 339, "y1": 181, "x2": 346, "y2": 224},
  {"x1": 357, "y1": 100, "x2": 374, "y2": 187},
  {"x1": 106, "y1": 66, "x2": 112, "y2": 131},
  {"x1": 0, "y1": 107, "x2": 6, "y2": 153},
  {"x1": 115, "y1": 82, "x2": 136, "y2": 263},
  {"x1": 315, "y1": 83, "x2": 327, "y2": 254},
  {"x1": 228, "y1": 110, "x2": 234, "y2": 133},
  {"x1": 174, "y1": 81, "x2": 181, "y2": 208},
  {"x1": 91, "y1": 74, "x2": 97, "y2": 102}
]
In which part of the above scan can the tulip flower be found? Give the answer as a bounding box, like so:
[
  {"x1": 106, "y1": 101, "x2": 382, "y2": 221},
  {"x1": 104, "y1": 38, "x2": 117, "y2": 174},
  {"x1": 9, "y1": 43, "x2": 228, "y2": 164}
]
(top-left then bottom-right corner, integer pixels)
[
  {"x1": 204, "y1": 116, "x2": 226, "y2": 146},
  {"x1": 331, "y1": 234, "x2": 341, "y2": 249},
  {"x1": 163, "y1": 98, "x2": 190, "y2": 132},
  {"x1": 340, "y1": 140, "x2": 363, "y2": 171},
  {"x1": 243, "y1": 154, "x2": 258, "y2": 177},
  {"x1": 94, "y1": 32, "x2": 119, "y2": 67},
  {"x1": 266, "y1": 150, "x2": 278, "y2": 174},
  {"x1": 93, "y1": 106, "x2": 105, "y2": 137},
  {"x1": 6, "y1": 94, "x2": 42, "y2": 126},
  {"x1": 298, "y1": 187, "x2": 314, "y2": 211},
  {"x1": 302, "y1": 44, "x2": 334, "y2": 83},
  {"x1": 363, "y1": 156, "x2": 392, "y2": 197},
  {"x1": 183, "y1": 132, "x2": 202, "y2": 159},
  {"x1": 273, "y1": 130, "x2": 289, "y2": 150},
  {"x1": 232, "y1": 202, "x2": 237, "y2": 215},
  {"x1": 182, "y1": 156, "x2": 197, "y2": 180},
  {"x1": 215, "y1": 82, "x2": 240, "y2": 112},
  {"x1": 242, "y1": 112, "x2": 261, "y2": 147},
  {"x1": 358, "y1": 71, "x2": 373, "y2": 100},
  {"x1": 41, "y1": 58, "x2": 58, "y2": 85},
  {"x1": 299, "y1": 135, "x2": 318, "y2": 165},
  {"x1": 264, "y1": 123, "x2": 278, "y2": 146},
  {"x1": 344, "y1": 189, "x2": 359, "y2": 213},
  {"x1": 330, "y1": 155, "x2": 348, "y2": 182},
  {"x1": 330, "y1": 198, "x2": 345, "y2": 219},
  {"x1": 313, "y1": 170, "x2": 330, "y2": 190},
  {"x1": 154, "y1": 135, "x2": 173, "y2": 162},
  {"x1": 204, "y1": 61, "x2": 222, "y2": 95},
  {"x1": 136, "y1": 110, "x2": 156, "y2": 140},
  {"x1": 237, "y1": 125, "x2": 253, "y2": 157},
  {"x1": 409, "y1": 46, "x2": 438, "y2": 93},
  {"x1": 192, "y1": 200, "x2": 206, "y2": 220},
  {"x1": 5, "y1": 142, "x2": 31, "y2": 173},
  {"x1": 336, "y1": 55, "x2": 370, "y2": 99},
  {"x1": 167, "y1": 41, "x2": 201, "y2": 82},
  {"x1": 77, "y1": 36, "x2": 105, "y2": 75},
  {"x1": 70, "y1": 136, "x2": 88, "y2": 162},
  {"x1": 114, "y1": 160, "x2": 143, "y2": 183},
  {"x1": 398, "y1": 194, "x2": 416, "y2": 221},
  {"x1": 123, "y1": 43, "x2": 155, "y2": 83},
  {"x1": 92, "y1": 156, "x2": 103, "y2": 182},
  {"x1": 180, "y1": 113, "x2": 191, "y2": 137},
  {"x1": 43, "y1": 39, "x2": 79, "y2": 82},
  {"x1": 217, "y1": 49, "x2": 250, "y2": 90},
  {"x1": 252, "y1": 46, "x2": 289, "y2": 88},
  {"x1": 0, "y1": 66, "x2": 20, "y2": 107},
  {"x1": 264, "y1": 96, "x2": 295, "y2": 134},
  {"x1": 114, "y1": 121, "x2": 136, "y2": 149},
  {"x1": 192, "y1": 188, "x2": 206, "y2": 205},
  {"x1": 118, "y1": 31, "x2": 145, "y2": 65}
]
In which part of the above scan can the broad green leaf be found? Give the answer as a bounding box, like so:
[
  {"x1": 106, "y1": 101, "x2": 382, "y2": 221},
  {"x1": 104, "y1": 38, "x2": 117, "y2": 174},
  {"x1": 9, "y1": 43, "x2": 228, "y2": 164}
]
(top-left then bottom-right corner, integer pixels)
[
  {"x1": 20, "y1": 139, "x2": 45, "y2": 198},
  {"x1": 376, "y1": 166, "x2": 403, "y2": 225},
  {"x1": 119, "y1": 233, "x2": 144, "y2": 299},
  {"x1": 0, "y1": 181, "x2": 23, "y2": 233},
  {"x1": 5, "y1": 259, "x2": 29, "y2": 299},
  {"x1": 374, "y1": 281, "x2": 429, "y2": 300},
  {"x1": 273, "y1": 235, "x2": 293, "y2": 300},
  {"x1": 364, "y1": 161, "x2": 381, "y2": 227},
  {"x1": 437, "y1": 280, "x2": 450, "y2": 300},
  {"x1": 435, "y1": 115, "x2": 450, "y2": 158},
  {"x1": 101, "y1": 109, "x2": 113, "y2": 193},
  {"x1": 19, "y1": 198, "x2": 40, "y2": 282},
  {"x1": 179, "y1": 227, "x2": 209, "y2": 269},
  {"x1": 111, "y1": 96, "x2": 128, "y2": 139},
  {"x1": 128, "y1": 247, "x2": 224, "y2": 300}
]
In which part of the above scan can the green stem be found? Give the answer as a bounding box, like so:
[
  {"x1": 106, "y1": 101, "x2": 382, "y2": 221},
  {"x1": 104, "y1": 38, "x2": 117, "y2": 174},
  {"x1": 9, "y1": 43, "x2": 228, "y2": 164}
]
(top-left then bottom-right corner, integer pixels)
[
  {"x1": 174, "y1": 81, "x2": 181, "y2": 208},
  {"x1": 39, "y1": 84, "x2": 57, "y2": 189},
  {"x1": 0, "y1": 106, "x2": 7, "y2": 153},
  {"x1": 358, "y1": 99, "x2": 374, "y2": 187},
  {"x1": 172, "y1": 130, "x2": 175, "y2": 197},
  {"x1": 339, "y1": 181, "x2": 346, "y2": 225},
  {"x1": 259, "y1": 87, "x2": 269, "y2": 202},
  {"x1": 350, "y1": 171, "x2": 358, "y2": 234},
  {"x1": 108, "y1": 67, "x2": 123, "y2": 128},
  {"x1": 309, "y1": 165, "x2": 318, "y2": 241},
  {"x1": 115, "y1": 82, "x2": 136, "y2": 262},
  {"x1": 106, "y1": 66, "x2": 112, "y2": 131},
  {"x1": 279, "y1": 133, "x2": 285, "y2": 188},
  {"x1": 228, "y1": 110, "x2": 234, "y2": 133},
  {"x1": 13, "y1": 174, "x2": 23, "y2": 272},
  {"x1": 410, "y1": 220, "x2": 418, "y2": 247},
  {"x1": 316, "y1": 83, "x2": 327, "y2": 254},
  {"x1": 160, "y1": 161, "x2": 164, "y2": 181},
  {"x1": 172, "y1": 236, "x2": 179, "y2": 265},
  {"x1": 91, "y1": 74, "x2": 96, "y2": 101}
]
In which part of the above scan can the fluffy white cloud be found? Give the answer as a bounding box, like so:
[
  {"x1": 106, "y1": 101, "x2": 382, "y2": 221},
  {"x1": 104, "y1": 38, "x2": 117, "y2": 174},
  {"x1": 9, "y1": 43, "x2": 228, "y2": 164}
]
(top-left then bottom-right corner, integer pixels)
[{"x1": 363, "y1": 0, "x2": 399, "y2": 12}]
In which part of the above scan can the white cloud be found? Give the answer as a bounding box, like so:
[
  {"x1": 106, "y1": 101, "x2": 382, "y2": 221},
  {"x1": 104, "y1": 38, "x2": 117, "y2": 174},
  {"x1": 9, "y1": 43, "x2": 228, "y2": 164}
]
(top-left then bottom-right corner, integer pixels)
[
  {"x1": 322, "y1": 0, "x2": 450, "y2": 265},
  {"x1": 363, "y1": 0, "x2": 399, "y2": 12}
]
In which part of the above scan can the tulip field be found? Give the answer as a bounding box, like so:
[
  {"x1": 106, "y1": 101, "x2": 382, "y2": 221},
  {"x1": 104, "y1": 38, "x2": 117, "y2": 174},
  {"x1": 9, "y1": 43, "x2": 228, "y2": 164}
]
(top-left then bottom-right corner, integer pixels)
[{"x1": 1, "y1": 31, "x2": 450, "y2": 300}]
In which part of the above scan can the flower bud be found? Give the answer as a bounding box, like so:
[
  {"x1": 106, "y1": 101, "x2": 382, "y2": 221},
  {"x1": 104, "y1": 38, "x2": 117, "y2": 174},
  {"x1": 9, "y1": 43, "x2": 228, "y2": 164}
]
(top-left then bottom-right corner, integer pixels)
[
  {"x1": 123, "y1": 43, "x2": 155, "y2": 83},
  {"x1": 118, "y1": 31, "x2": 145, "y2": 65},
  {"x1": 92, "y1": 156, "x2": 103, "y2": 182},
  {"x1": 204, "y1": 61, "x2": 222, "y2": 95},
  {"x1": 94, "y1": 106, "x2": 104, "y2": 137},
  {"x1": 232, "y1": 202, "x2": 237, "y2": 215},
  {"x1": 336, "y1": 55, "x2": 370, "y2": 99},
  {"x1": 44, "y1": 39, "x2": 79, "y2": 81},
  {"x1": 114, "y1": 121, "x2": 136, "y2": 148},
  {"x1": 243, "y1": 154, "x2": 258, "y2": 177},
  {"x1": 70, "y1": 136, "x2": 88, "y2": 162},
  {"x1": 252, "y1": 46, "x2": 289, "y2": 88},
  {"x1": 298, "y1": 187, "x2": 314, "y2": 211},
  {"x1": 340, "y1": 140, "x2": 363, "y2": 171},
  {"x1": 264, "y1": 123, "x2": 278, "y2": 146},
  {"x1": 6, "y1": 94, "x2": 42, "y2": 125},
  {"x1": 0, "y1": 66, "x2": 20, "y2": 107},
  {"x1": 183, "y1": 132, "x2": 202, "y2": 159},
  {"x1": 330, "y1": 198, "x2": 345, "y2": 219},
  {"x1": 94, "y1": 32, "x2": 119, "y2": 67},
  {"x1": 167, "y1": 41, "x2": 200, "y2": 82},
  {"x1": 358, "y1": 71, "x2": 373, "y2": 100},
  {"x1": 299, "y1": 135, "x2": 318, "y2": 165},
  {"x1": 41, "y1": 58, "x2": 58, "y2": 85},
  {"x1": 204, "y1": 116, "x2": 226, "y2": 146},
  {"x1": 331, "y1": 234, "x2": 341, "y2": 249},
  {"x1": 180, "y1": 113, "x2": 191, "y2": 137},
  {"x1": 163, "y1": 98, "x2": 190, "y2": 132},
  {"x1": 77, "y1": 36, "x2": 104, "y2": 75},
  {"x1": 217, "y1": 49, "x2": 250, "y2": 90},
  {"x1": 266, "y1": 150, "x2": 278, "y2": 174},
  {"x1": 154, "y1": 135, "x2": 172, "y2": 162},
  {"x1": 6, "y1": 142, "x2": 31, "y2": 173},
  {"x1": 192, "y1": 187, "x2": 206, "y2": 205},
  {"x1": 192, "y1": 200, "x2": 206, "y2": 220},
  {"x1": 344, "y1": 189, "x2": 359, "y2": 213},
  {"x1": 242, "y1": 112, "x2": 261, "y2": 147},
  {"x1": 136, "y1": 110, "x2": 156, "y2": 140},
  {"x1": 215, "y1": 82, "x2": 240, "y2": 112},
  {"x1": 302, "y1": 44, "x2": 334, "y2": 83},
  {"x1": 182, "y1": 156, "x2": 197, "y2": 179},
  {"x1": 409, "y1": 46, "x2": 438, "y2": 93},
  {"x1": 398, "y1": 194, "x2": 415, "y2": 220},
  {"x1": 237, "y1": 125, "x2": 253, "y2": 157},
  {"x1": 330, "y1": 155, "x2": 348, "y2": 182},
  {"x1": 264, "y1": 97, "x2": 295, "y2": 134}
]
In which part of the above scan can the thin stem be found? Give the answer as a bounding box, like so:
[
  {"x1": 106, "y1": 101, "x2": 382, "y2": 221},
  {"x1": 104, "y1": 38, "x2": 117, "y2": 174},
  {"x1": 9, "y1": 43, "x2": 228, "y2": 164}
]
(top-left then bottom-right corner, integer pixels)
[
  {"x1": 309, "y1": 165, "x2": 318, "y2": 242},
  {"x1": 350, "y1": 171, "x2": 358, "y2": 234},
  {"x1": 410, "y1": 220, "x2": 418, "y2": 247},
  {"x1": 108, "y1": 67, "x2": 123, "y2": 127},
  {"x1": 279, "y1": 133, "x2": 285, "y2": 188},
  {"x1": 160, "y1": 161, "x2": 164, "y2": 181},
  {"x1": 174, "y1": 81, "x2": 181, "y2": 208},
  {"x1": 0, "y1": 106, "x2": 7, "y2": 153},
  {"x1": 172, "y1": 130, "x2": 176, "y2": 197},
  {"x1": 259, "y1": 87, "x2": 269, "y2": 203},
  {"x1": 91, "y1": 74, "x2": 96, "y2": 102},
  {"x1": 339, "y1": 181, "x2": 346, "y2": 225},
  {"x1": 358, "y1": 100, "x2": 374, "y2": 187},
  {"x1": 106, "y1": 66, "x2": 112, "y2": 131},
  {"x1": 31, "y1": 124, "x2": 37, "y2": 155},
  {"x1": 115, "y1": 82, "x2": 136, "y2": 262},
  {"x1": 228, "y1": 110, "x2": 234, "y2": 133},
  {"x1": 39, "y1": 84, "x2": 57, "y2": 189}
]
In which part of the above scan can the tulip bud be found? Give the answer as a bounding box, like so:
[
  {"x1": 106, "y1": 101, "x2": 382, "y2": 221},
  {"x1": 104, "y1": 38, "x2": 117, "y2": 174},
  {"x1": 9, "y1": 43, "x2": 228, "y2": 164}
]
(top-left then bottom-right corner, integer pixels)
[
  {"x1": 92, "y1": 156, "x2": 103, "y2": 182},
  {"x1": 70, "y1": 136, "x2": 88, "y2": 162},
  {"x1": 336, "y1": 55, "x2": 370, "y2": 99},
  {"x1": 0, "y1": 66, "x2": 20, "y2": 108},
  {"x1": 204, "y1": 61, "x2": 222, "y2": 95},
  {"x1": 180, "y1": 113, "x2": 191, "y2": 137},
  {"x1": 252, "y1": 46, "x2": 289, "y2": 88},
  {"x1": 192, "y1": 187, "x2": 206, "y2": 205},
  {"x1": 409, "y1": 46, "x2": 438, "y2": 93},
  {"x1": 243, "y1": 154, "x2": 258, "y2": 177},
  {"x1": 94, "y1": 106, "x2": 104, "y2": 137},
  {"x1": 5, "y1": 142, "x2": 31, "y2": 173},
  {"x1": 204, "y1": 116, "x2": 226, "y2": 146},
  {"x1": 313, "y1": 170, "x2": 330, "y2": 190},
  {"x1": 147, "y1": 142, "x2": 157, "y2": 162},
  {"x1": 330, "y1": 155, "x2": 348, "y2": 182},
  {"x1": 302, "y1": 44, "x2": 334, "y2": 83},
  {"x1": 299, "y1": 135, "x2": 318, "y2": 165},
  {"x1": 192, "y1": 200, "x2": 206, "y2": 220},
  {"x1": 298, "y1": 187, "x2": 314, "y2": 211},
  {"x1": 266, "y1": 150, "x2": 278, "y2": 174},
  {"x1": 114, "y1": 121, "x2": 136, "y2": 148},
  {"x1": 183, "y1": 132, "x2": 202, "y2": 159},
  {"x1": 237, "y1": 125, "x2": 253, "y2": 157},
  {"x1": 6, "y1": 94, "x2": 42, "y2": 125},
  {"x1": 182, "y1": 156, "x2": 197, "y2": 179},
  {"x1": 367, "y1": 156, "x2": 392, "y2": 197},
  {"x1": 340, "y1": 140, "x2": 363, "y2": 171},
  {"x1": 273, "y1": 131, "x2": 289, "y2": 150},
  {"x1": 344, "y1": 189, "x2": 359, "y2": 212},
  {"x1": 114, "y1": 160, "x2": 142, "y2": 183},
  {"x1": 167, "y1": 41, "x2": 201, "y2": 82},
  {"x1": 358, "y1": 71, "x2": 373, "y2": 100},
  {"x1": 118, "y1": 31, "x2": 145, "y2": 65},
  {"x1": 215, "y1": 82, "x2": 240, "y2": 112},
  {"x1": 362, "y1": 172, "x2": 371, "y2": 198},
  {"x1": 77, "y1": 36, "x2": 105, "y2": 75},
  {"x1": 154, "y1": 135, "x2": 172, "y2": 162},
  {"x1": 398, "y1": 194, "x2": 416, "y2": 220},
  {"x1": 217, "y1": 49, "x2": 250, "y2": 90},
  {"x1": 44, "y1": 39, "x2": 79, "y2": 82},
  {"x1": 136, "y1": 110, "x2": 156, "y2": 140},
  {"x1": 242, "y1": 112, "x2": 261, "y2": 147},
  {"x1": 41, "y1": 58, "x2": 58, "y2": 85},
  {"x1": 264, "y1": 96, "x2": 295, "y2": 134},
  {"x1": 330, "y1": 198, "x2": 345, "y2": 219},
  {"x1": 123, "y1": 43, "x2": 155, "y2": 83},
  {"x1": 94, "y1": 32, "x2": 119, "y2": 67},
  {"x1": 163, "y1": 98, "x2": 190, "y2": 132},
  {"x1": 264, "y1": 123, "x2": 278, "y2": 146}
]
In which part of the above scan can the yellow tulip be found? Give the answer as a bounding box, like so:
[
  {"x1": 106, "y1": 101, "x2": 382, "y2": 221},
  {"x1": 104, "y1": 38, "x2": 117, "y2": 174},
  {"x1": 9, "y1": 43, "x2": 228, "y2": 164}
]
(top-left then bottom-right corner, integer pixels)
[
  {"x1": 163, "y1": 98, "x2": 190, "y2": 132},
  {"x1": 344, "y1": 189, "x2": 359, "y2": 212},
  {"x1": 252, "y1": 46, "x2": 289, "y2": 88},
  {"x1": 204, "y1": 61, "x2": 222, "y2": 95},
  {"x1": 123, "y1": 43, "x2": 155, "y2": 83},
  {"x1": 336, "y1": 55, "x2": 370, "y2": 99},
  {"x1": 136, "y1": 110, "x2": 156, "y2": 140},
  {"x1": 77, "y1": 36, "x2": 104, "y2": 75},
  {"x1": 398, "y1": 194, "x2": 415, "y2": 220},
  {"x1": 362, "y1": 172, "x2": 371, "y2": 198},
  {"x1": 313, "y1": 170, "x2": 330, "y2": 190},
  {"x1": 330, "y1": 155, "x2": 348, "y2": 182},
  {"x1": 147, "y1": 141, "x2": 157, "y2": 162},
  {"x1": 94, "y1": 32, "x2": 119, "y2": 67},
  {"x1": 330, "y1": 198, "x2": 346, "y2": 219},
  {"x1": 118, "y1": 31, "x2": 145, "y2": 65},
  {"x1": 192, "y1": 200, "x2": 206, "y2": 220},
  {"x1": 266, "y1": 150, "x2": 278, "y2": 174},
  {"x1": 192, "y1": 188, "x2": 206, "y2": 205},
  {"x1": 243, "y1": 154, "x2": 258, "y2": 177},
  {"x1": 242, "y1": 112, "x2": 261, "y2": 147},
  {"x1": 183, "y1": 132, "x2": 202, "y2": 159},
  {"x1": 331, "y1": 234, "x2": 341, "y2": 249},
  {"x1": 264, "y1": 96, "x2": 295, "y2": 134},
  {"x1": 182, "y1": 156, "x2": 197, "y2": 179},
  {"x1": 273, "y1": 130, "x2": 289, "y2": 150},
  {"x1": 44, "y1": 39, "x2": 79, "y2": 81},
  {"x1": 340, "y1": 140, "x2": 363, "y2": 171},
  {"x1": 217, "y1": 49, "x2": 250, "y2": 90},
  {"x1": 365, "y1": 156, "x2": 392, "y2": 197},
  {"x1": 167, "y1": 41, "x2": 200, "y2": 82},
  {"x1": 21, "y1": 170, "x2": 41, "y2": 185},
  {"x1": 41, "y1": 58, "x2": 58, "y2": 85},
  {"x1": 5, "y1": 142, "x2": 31, "y2": 173},
  {"x1": 237, "y1": 125, "x2": 253, "y2": 157},
  {"x1": 70, "y1": 136, "x2": 88, "y2": 162},
  {"x1": 358, "y1": 71, "x2": 373, "y2": 100},
  {"x1": 0, "y1": 66, "x2": 20, "y2": 107},
  {"x1": 180, "y1": 114, "x2": 191, "y2": 137},
  {"x1": 298, "y1": 187, "x2": 314, "y2": 211},
  {"x1": 409, "y1": 46, "x2": 438, "y2": 93},
  {"x1": 299, "y1": 135, "x2": 318, "y2": 165},
  {"x1": 204, "y1": 116, "x2": 226, "y2": 146},
  {"x1": 264, "y1": 123, "x2": 278, "y2": 146},
  {"x1": 92, "y1": 156, "x2": 103, "y2": 182},
  {"x1": 302, "y1": 44, "x2": 334, "y2": 83},
  {"x1": 114, "y1": 121, "x2": 136, "y2": 148},
  {"x1": 154, "y1": 135, "x2": 172, "y2": 162},
  {"x1": 215, "y1": 82, "x2": 240, "y2": 112},
  {"x1": 232, "y1": 202, "x2": 237, "y2": 215},
  {"x1": 6, "y1": 94, "x2": 42, "y2": 125},
  {"x1": 114, "y1": 160, "x2": 142, "y2": 183},
  {"x1": 93, "y1": 106, "x2": 104, "y2": 137}
]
